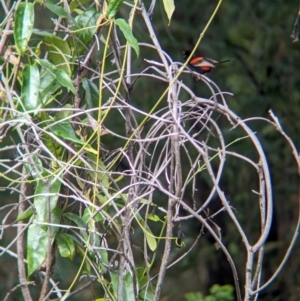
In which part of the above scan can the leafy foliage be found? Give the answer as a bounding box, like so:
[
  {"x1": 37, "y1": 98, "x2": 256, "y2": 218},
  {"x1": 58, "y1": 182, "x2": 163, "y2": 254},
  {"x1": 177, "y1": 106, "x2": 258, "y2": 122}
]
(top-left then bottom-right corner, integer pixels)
[{"x1": 184, "y1": 284, "x2": 234, "y2": 301}]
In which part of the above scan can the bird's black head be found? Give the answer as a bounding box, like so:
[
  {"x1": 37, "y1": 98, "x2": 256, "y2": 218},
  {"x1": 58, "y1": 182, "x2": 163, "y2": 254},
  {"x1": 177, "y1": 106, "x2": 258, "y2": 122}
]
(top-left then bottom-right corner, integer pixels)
[{"x1": 183, "y1": 50, "x2": 192, "y2": 59}]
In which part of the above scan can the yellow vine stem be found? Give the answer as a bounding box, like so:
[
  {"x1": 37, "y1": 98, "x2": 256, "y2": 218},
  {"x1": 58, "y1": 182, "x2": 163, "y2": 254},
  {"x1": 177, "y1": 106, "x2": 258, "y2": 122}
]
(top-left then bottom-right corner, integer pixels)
[
  {"x1": 61, "y1": 1, "x2": 224, "y2": 297},
  {"x1": 100, "y1": 0, "x2": 224, "y2": 271},
  {"x1": 60, "y1": 20, "x2": 115, "y2": 301},
  {"x1": 125, "y1": 0, "x2": 224, "y2": 277},
  {"x1": 0, "y1": 24, "x2": 114, "y2": 184},
  {"x1": 61, "y1": 0, "x2": 141, "y2": 290},
  {"x1": 107, "y1": 0, "x2": 224, "y2": 170}
]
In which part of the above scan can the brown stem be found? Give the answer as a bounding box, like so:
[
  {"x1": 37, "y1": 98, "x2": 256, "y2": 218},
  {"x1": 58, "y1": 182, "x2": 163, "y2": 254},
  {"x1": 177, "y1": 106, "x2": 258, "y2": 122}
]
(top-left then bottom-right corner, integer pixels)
[{"x1": 17, "y1": 167, "x2": 33, "y2": 301}]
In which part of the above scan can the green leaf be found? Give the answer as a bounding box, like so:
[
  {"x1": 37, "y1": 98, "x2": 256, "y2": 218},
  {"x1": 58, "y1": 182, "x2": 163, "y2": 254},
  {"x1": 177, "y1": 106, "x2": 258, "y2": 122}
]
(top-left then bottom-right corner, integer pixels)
[
  {"x1": 17, "y1": 207, "x2": 34, "y2": 221},
  {"x1": 82, "y1": 207, "x2": 109, "y2": 273},
  {"x1": 82, "y1": 206, "x2": 103, "y2": 223},
  {"x1": 14, "y1": 3, "x2": 34, "y2": 54},
  {"x1": 139, "y1": 290, "x2": 155, "y2": 301},
  {"x1": 85, "y1": 155, "x2": 110, "y2": 188},
  {"x1": 39, "y1": 58, "x2": 54, "y2": 69},
  {"x1": 56, "y1": 233, "x2": 75, "y2": 259},
  {"x1": 184, "y1": 292, "x2": 203, "y2": 301},
  {"x1": 70, "y1": 0, "x2": 91, "y2": 12},
  {"x1": 111, "y1": 271, "x2": 136, "y2": 301},
  {"x1": 39, "y1": 59, "x2": 75, "y2": 94},
  {"x1": 56, "y1": 104, "x2": 73, "y2": 120},
  {"x1": 73, "y1": 10, "x2": 100, "y2": 53},
  {"x1": 136, "y1": 267, "x2": 149, "y2": 289},
  {"x1": 123, "y1": 272, "x2": 136, "y2": 301},
  {"x1": 111, "y1": 272, "x2": 119, "y2": 298},
  {"x1": 82, "y1": 78, "x2": 100, "y2": 117},
  {"x1": 81, "y1": 78, "x2": 92, "y2": 111},
  {"x1": 40, "y1": 67, "x2": 62, "y2": 106},
  {"x1": 33, "y1": 29, "x2": 57, "y2": 37},
  {"x1": 40, "y1": 112, "x2": 65, "y2": 161},
  {"x1": 44, "y1": 0, "x2": 69, "y2": 18},
  {"x1": 64, "y1": 212, "x2": 88, "y2": 240},
  {"x1": 97, "y1": 160, "x2": 110, "y2": 188},
  {"x1": 34, "y1": 174, "x2": 62, "y2": 227},
  {"x1": 162, "y1": 0, "x2": 175, "y2": 24},
  {"x1": 144, "y1": 227, "x2": 157, "y2": 251},
  {"x1": 106, "y1": 0, "x2": 124, "y2": 18},
  {"x1": 27, "y1": 223, "x2": 48, "y2": 275},
  {"x1": 52, "y1": 68, "x2": 75, "y2": 94},
  {"x1": 96, "y1": 248, "x2": 109, "y2": 273},
  {"x1": 44, "y1": 35, "x2": 71, "y2": 74},
  {"x1": 50, "y1": 119, "x2": 83, "y2": 144},
  {"x1": 115, "y1": 18, "x2": 139, "y2": 56},
  {"x1": 21, "y1": 65, "x2": 41, "y2": 112},
  {"x1": 209, "y1": 284, "x2": 234, "y2": 300},
  {"x1": 23, "y1": 154, "x2": 44, "y2": 179},
  {"x1": 27, "y1": 208, "x2": 62, "y2": 276},
  {"x1": 135, "y1": 213, "x2": 157, "y2": 251},
  {"x1": 39, "y1": 62, "x2": 66, "y2": 102},
  {"x1": 147, "y1": 213, "x2": 160, "y2": 222}
]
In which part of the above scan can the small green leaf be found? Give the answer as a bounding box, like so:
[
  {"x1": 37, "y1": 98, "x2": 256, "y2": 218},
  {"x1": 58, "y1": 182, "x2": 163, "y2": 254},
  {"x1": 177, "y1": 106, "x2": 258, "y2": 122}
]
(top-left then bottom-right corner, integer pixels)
[
  {"x1": 136, "y1": 267, "x2": 148, "y2": 288},
  {"x1": 44, "y1": 0, "x2": 69, "y2": 18},
  {"x1": 70, "y1": 0, "x2": 91, "y2": 12},
  {"x1": 41, "y1": 112, "x2": 65, "y2": 161},
  {"x1": 106, "y1": 0, "x2": 124, "y2": 18},
  {"x1": 40, "y1": 68, "x2": 60, "y2": 93},
  {"x1": 144, "y1": 228, "x2": 157, "y2": 251},
  {"x1": 97, "y1": 160, "x2": 110, "y2": 188},
  {"x1": 96, "y1": 248, "x2": 109, "y2": 273},
  {"x1": 17, "y1": 207, "x2": 34, "y2": 221},
  {"x1": 64, "y1": 212, "x2": 88, "y2": 240},
  {"x1": 123, "y1": 272, "x2": 135, "y2": 301},
  {"x1": 39, "y1": 59, "x2": 75, "y2": 94},
  {"x1": 82, "y1": 206, "x2": 103, "y2": 223},
  {"x1": 85, "y1": 156, "x2": 110, "y2": 188},
  {"x1": 184, "y1": 292, "x2": 204, "y2": 301},
  {"x1": 56, "y1": 104, "x2": 73, "y2": 120},
  {"x1": 115, "y1": 18, "x2": 139, "y2": 56},
  {"x1": 162, "y1": 0, "x2": 175, "y2": 24},
  {"x1": 39, "y1": 58, "x2": 54, "y2": 69},
  {"x1": 111, "y1": 271, "x2": 135, "y2": 301},
  {"x1": 40, "y1": 68, "x2": 62, "y2": 106},
  {"x1": 56, "y1": 233, "x2": 75, "y2": 259},
  {"x1": 23, "y1": 154, "x2": 43, "y2": 179},
  {"x1": 21, "y1": 65, "x2": 41, "y2": 112},
  {"x1": 139, "y1": 290, "x2": 155, "y2": 301},
  {"x1": 135, "y1": 213, "x2": 157, "y2": 251},
  {"x1": 14, "y1": 3, "x2": 34, "y2": 54},
  {"x1": 82, "y1": 78, "x2": 100, "y2": 116},
  {"x1": 44, "y1": 35, "x2": 71, "y2": 74},
  {"x1": 73, "y1": 10, "x2": 100, "y2": 53},
  {"x1": 52, "y1": 68, "x2": 75, "y2": 94},
  {"x1": 82, "y1": 78, "x2": 92, "y2": 111},
  {"x1": 111, "y1": 272, "x2": 119, "y2": 297},
  {"x1": 147, "y1": 213, "x2": 160, "y2": 222},
  {"x1": 33, "y1": 29, "x2": 56, "y2": 37},
  {"x1": 50, "y1": 119, "x2": 83, "y2": 144}
]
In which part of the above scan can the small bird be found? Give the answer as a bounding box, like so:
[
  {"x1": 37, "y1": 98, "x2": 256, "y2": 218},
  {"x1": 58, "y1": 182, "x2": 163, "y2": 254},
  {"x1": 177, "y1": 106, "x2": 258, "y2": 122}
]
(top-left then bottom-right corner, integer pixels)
[{"x1": 183, "y1": 50, "x2": 231, "y2": 74}]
